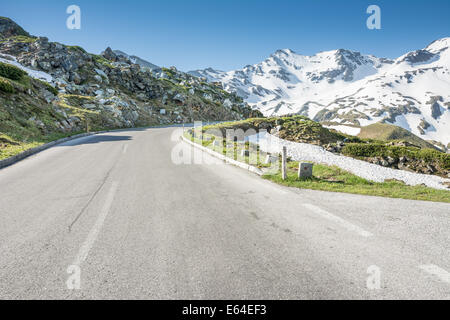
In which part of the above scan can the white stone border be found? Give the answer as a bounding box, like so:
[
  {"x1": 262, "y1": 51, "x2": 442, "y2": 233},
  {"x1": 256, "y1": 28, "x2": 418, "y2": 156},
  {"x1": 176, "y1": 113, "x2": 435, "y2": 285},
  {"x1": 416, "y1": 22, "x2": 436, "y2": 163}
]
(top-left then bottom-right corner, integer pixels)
[{"x1": 259, "y1": 133, "x2": 450, "y2": 191}]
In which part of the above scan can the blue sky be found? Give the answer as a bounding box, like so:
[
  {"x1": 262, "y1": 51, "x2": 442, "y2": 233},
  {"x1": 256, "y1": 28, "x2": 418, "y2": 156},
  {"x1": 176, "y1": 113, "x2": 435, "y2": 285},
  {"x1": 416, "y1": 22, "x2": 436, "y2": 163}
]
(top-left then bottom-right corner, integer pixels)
[{"x1": 2, "y1": 0, "x2": 449, "y2": 71}]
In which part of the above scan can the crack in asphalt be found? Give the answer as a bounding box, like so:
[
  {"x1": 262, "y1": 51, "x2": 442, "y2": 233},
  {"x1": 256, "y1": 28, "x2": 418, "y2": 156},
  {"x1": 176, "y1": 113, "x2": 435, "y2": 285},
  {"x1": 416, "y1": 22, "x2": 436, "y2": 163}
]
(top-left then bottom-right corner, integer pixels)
[{"x1": 67, "y1": 165, "x2": 116, "y2": 232}]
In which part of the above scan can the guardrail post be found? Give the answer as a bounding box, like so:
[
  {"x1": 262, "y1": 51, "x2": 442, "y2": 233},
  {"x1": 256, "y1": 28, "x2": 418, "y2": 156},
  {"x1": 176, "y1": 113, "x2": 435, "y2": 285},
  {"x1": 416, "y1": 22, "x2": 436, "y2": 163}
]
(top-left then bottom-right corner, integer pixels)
[{"x1": 281, "y1": 146, "x2": 287, "y2": 180}]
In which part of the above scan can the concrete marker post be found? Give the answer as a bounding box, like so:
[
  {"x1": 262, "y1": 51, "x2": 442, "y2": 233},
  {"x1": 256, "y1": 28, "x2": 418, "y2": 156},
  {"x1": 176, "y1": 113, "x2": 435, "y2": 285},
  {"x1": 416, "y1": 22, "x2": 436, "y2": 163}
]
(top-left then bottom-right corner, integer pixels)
[
  {"x1": 281, "y1": 146, "x2": 287, "y2": 180},
  {"x1": 298, "y1": 163, "x2": 313, "y2": 179}
]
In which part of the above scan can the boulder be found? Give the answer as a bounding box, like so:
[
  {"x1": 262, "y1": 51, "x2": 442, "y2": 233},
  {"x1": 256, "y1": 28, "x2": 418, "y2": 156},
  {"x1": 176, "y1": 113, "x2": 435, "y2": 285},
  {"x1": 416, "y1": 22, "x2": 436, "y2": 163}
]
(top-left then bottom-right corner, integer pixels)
[
  {"x1": 386, "y1": 156, "x2": 397, "y2": 165},
  {"x1": 123, "y1": 110, "x2": 139, "y2": 122},
  {"x1": 38, "y1": 61, "x2": 51, "y2": 71},
  {"x1": 173, "y1": 93, "x2": 186, "y2": 103},
  {"x1": 380, "y1": 159, "x2": 389, "y2": 167},
  {"x1": 203, "y1": 93, "x2": 213, "y2": 101},
  {"x1": 61, "y1": 57, "x2": 78, "y2": 72},
  {"x1": 69, "y1": 72, "x2": 82, "y2": 85},
  {"x1": 94, "y1": 75, "x2": 103, "y2": 83},
  {"x1": 223, "y1": 99, "x2": 232, "y2": 108},
  {"x1": 95, "y1": 68, "x2": 108, "y2": 78}
]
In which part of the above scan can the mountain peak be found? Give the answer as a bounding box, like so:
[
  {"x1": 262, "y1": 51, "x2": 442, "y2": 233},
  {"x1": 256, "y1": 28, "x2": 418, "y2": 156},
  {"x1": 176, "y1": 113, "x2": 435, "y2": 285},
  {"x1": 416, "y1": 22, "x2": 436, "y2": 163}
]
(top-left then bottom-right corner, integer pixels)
[
  {"x1": 426, "y1": 37, "x2": 450, "y2": 53},
  {"x1": 112, "y1": 49, "x2": 160, "y2": 71},
  {"x1": 272, "y1": 48, "x2": 296, "y2": 57},
  {"x1": 0, "y1": 17, "x2": 31, "y2": 38},
  {"x1": 188, "y1": 39, "x2": 450, "y2": 145}
]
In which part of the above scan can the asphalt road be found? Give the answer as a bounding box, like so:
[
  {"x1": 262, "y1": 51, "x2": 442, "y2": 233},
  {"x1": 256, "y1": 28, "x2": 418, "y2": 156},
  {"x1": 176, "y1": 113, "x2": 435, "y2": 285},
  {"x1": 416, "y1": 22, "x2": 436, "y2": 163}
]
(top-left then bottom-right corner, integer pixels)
[{"x1": 0, "y1": 127, "x2": 449, "y2": 299}]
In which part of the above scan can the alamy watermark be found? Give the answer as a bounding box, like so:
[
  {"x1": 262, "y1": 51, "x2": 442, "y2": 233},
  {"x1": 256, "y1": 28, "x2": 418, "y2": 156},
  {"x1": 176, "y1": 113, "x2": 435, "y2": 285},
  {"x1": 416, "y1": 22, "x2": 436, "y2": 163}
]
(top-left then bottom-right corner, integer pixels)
[
  {"x1": 66, "y1": 5, "x2": 81, "y2": 30},
  {"x1": 366, "y1": 5, "x2": 381, "y2": 30},
  {"x1": 171, "y1": 122, "x2": 281, "y2": 174},
  {"x1": 66, "y1": 264, "x2": 81, "y2": 290},
  {"x1": 366, "y1": 265, "x2": 381, "y2": 290}
]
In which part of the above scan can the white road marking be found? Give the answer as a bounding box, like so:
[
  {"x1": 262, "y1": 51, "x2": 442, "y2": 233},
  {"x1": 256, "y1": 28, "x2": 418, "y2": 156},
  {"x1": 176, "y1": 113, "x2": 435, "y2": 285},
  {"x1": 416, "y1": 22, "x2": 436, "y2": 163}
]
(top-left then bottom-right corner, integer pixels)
[
  {"x1": 122, "y1": 144, "x2": 128, "y2": 154},
  {"x1": 419, "y1": 264, "x2": 450, "y2": 284},
  {"x1": 72, "y1": 182, "x2": 118, "y2": 266},
  {"x1": 302, "y1": 203, "x2": 373, "y2": 237}
]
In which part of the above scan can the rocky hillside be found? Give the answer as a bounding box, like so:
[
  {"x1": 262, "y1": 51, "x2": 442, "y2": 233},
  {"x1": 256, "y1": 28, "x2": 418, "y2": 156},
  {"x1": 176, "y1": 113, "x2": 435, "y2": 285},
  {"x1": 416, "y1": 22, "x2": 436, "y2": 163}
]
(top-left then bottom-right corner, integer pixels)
[
  {"x1": 0, "y1": 17, "x2": 261, "y2": 157},
  {"x1": 189, "y1": 39, "x2": 450, "y2": 149}
]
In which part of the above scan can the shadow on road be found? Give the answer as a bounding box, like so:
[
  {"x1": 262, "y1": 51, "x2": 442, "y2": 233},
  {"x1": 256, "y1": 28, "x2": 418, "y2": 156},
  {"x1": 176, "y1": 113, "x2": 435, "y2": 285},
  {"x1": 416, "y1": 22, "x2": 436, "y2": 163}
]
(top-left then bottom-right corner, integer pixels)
[{"x1": 59, "y1": 135, "x2": 133, "y2": 146}]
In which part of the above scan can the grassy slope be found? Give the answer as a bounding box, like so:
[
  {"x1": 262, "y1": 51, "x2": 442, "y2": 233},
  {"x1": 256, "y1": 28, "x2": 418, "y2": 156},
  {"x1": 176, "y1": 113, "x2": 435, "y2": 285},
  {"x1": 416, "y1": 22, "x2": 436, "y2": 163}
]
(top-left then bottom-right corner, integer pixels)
[
  {"x1": 0, "y1": 72, "x2": 98, "y2": 160},
  {"x1": 0, "y1": 131, "x2": 83, "y2": 160},
  {"x1": 264, "y1": 162, "x2": 449, "y2": 203},
  {"x1": 358, "y1": 123, "x2": 435, "y2": 149},
  {"x1": 185, "y1": 130, "x2": 450, "y2": 203}
]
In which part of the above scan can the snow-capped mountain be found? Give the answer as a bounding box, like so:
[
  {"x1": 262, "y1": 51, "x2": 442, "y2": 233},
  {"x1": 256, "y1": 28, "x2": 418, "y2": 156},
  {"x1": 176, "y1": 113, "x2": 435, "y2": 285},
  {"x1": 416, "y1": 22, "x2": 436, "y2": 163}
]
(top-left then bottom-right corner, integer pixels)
[
  {"x1": 113, "y1": 50, "x2": 161, "y2": 72},
  {"x1": 188, "y1": 39, "x2": 450, "y2": 147}
]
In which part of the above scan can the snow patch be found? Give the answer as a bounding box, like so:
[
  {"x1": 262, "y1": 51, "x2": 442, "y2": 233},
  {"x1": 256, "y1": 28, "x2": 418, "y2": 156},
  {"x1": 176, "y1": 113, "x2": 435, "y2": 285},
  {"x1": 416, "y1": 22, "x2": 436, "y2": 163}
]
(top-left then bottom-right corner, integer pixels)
[
  {"x1": 0, "y1": 54, "x2": 53, "y2": 83},
  {"x1": 323, "y1": 125, "x2": 361, "y2": 136}
]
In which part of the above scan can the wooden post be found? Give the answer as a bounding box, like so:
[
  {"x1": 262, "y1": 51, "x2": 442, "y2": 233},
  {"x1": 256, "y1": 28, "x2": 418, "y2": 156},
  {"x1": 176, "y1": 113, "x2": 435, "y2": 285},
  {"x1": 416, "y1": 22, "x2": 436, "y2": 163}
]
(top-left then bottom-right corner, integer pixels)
[{"x1": 281, "y1": 146, "x2": 287, "y2": 180}]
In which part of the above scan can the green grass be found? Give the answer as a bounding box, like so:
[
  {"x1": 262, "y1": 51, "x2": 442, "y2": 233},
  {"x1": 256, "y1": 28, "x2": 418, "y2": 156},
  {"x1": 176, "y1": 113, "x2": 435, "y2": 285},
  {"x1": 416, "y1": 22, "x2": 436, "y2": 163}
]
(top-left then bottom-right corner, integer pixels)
[
  {"x1": 0, "y1": 131, "x2": 84, "y2": 160},
  {"x1": 5, "y1": 35, "x2": 36, "y2": 43},
  {"x1": 184, "y1": 130, "x2": 271, "y2": 167},
  {"x1": 342, "y1": 143, "x2": 449, "y2": 170},
  {"x1": 184, "y1": 130, "x2": 450, "y2": 203},
  {"x1": 91, "y1": 54, "x2": 115, "y2": 69},
  {"x1": 0, "y1": 62, "x2": 27, "y2": 81},
  {"x1": 37, "y1": 80, "x2": 58, "y2": 96},
  {"x1": 264, "y1": 163, "x2": 450, "y2": 203},
  {"x1": 67, "y1": 45, "x2": 87, "y2": 54},
  {"x1": 0, "y1": 77, "x2": 15, "y2": 93}
]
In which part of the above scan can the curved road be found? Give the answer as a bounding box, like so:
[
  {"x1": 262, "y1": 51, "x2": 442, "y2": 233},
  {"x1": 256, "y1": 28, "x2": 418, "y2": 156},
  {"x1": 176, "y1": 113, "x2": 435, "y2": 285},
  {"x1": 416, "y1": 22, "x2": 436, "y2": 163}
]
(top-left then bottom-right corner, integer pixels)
[{"x1": 0, "y1": 127, "x2": 449, "y2": 299}]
